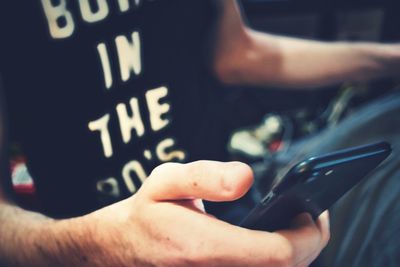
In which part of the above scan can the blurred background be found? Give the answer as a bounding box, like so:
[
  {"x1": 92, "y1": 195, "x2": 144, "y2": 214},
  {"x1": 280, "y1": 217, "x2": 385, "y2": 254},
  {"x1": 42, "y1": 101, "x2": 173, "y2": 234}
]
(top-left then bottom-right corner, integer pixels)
[
  {"x1": 197, "y1": 0, "x2": 400, "y2": 224},
  {"x1": 219, "y1": 0, "x2": 400, "y2": 163}
]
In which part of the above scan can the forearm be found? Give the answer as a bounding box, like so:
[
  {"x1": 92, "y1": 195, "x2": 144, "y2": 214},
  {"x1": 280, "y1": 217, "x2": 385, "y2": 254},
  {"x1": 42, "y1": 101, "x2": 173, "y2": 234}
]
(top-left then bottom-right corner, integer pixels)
[
  {"x1": 0, "y1": 202, "x2": 53, "y2": 266},
  {"x1": 0, "y1": 161, "x2": 330, "y2": 267},
  {"x1": 213, "y1": 1, "x2": 400, "y2": 88},
  {"x1": 0, "y1": 201, "x2": 94, "y2": 267},
  {"x1": 238, "y1": 31, "x2": 400, "y2": 88}
]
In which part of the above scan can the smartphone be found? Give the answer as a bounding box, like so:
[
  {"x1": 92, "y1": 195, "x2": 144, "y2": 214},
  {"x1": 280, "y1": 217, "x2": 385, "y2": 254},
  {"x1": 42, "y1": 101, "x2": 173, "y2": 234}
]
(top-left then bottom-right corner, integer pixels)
[{"x1": 240, "y1": 141, "x2": 392, "y2": 232}]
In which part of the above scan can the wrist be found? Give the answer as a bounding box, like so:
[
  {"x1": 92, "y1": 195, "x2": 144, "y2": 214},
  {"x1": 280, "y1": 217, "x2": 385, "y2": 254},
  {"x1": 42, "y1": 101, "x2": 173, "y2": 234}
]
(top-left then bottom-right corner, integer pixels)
[
  {"x1": 45, "y1": 205, "x2": 131, "y2": 267},
  {"x1": 0, "y1": 205, "x2": 57, "y2": 267},
  {"x1": 43, "y1": 215, "x2": 104, "y2": 267}
]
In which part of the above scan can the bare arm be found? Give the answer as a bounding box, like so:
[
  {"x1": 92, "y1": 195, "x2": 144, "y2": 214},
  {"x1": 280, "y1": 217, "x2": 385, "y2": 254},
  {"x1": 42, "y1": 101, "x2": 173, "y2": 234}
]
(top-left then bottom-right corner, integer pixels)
[
  {"x1": 1, "y1": 78, "x2": 329, "y2": 267},
  {"x1": 0, "y1": 163, "x2": 330, "y2": 267},
  {"x1": 0, "y1": 93, "x2": 329, "y2": 267},
  {"x1": 214, "y1": 0, "x2": 400, "y2": 88},
  {"x1": 0, "y1": 81, "x2": 59, "y2": 266}
]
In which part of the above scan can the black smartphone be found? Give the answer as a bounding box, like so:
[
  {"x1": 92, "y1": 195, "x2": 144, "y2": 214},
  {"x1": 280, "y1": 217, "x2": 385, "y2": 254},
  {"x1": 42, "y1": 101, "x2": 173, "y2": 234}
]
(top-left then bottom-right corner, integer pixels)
[{"x1": 240, "y1": 141, "x2": 392, "y2": 232}]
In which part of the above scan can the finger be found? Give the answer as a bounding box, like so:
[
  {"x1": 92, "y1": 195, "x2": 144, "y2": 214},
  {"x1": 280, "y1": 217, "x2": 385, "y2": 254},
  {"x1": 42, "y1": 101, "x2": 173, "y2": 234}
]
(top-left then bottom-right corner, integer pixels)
[
  {"x1": 295, "y1": 247, "x2": 319, "y2": 267},
  {"x1": 142, "y1": 161, "x2": 254, "y2": 202},
  {"x1": 185, "y1": 215, "x2": 323, "y2": 267},
  {"x1": 148, "y1": 201, "x2": 324, "y2": 267},
  {"x1": 294, "y1": 211, "x2": 331, "y2": 266},
  {"x1": 275, "y1": 213, "x2": 323, "y2": 266},
  {"x1": 316, "y1": 211, "x2": 330, "y2": 248}
]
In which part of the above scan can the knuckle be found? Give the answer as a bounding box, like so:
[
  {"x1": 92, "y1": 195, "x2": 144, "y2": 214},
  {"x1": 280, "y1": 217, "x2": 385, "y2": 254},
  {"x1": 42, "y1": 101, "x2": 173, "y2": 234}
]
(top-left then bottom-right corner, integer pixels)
[
  {"x1": 218, "y1": 175, "x2": 245, "y2": 199},
  {"x1": 219, "y1": 174, "x2": 237, "y2": 198},
  {"x1": 220, "y1": 162, "x2": 253, "y2": 198}
]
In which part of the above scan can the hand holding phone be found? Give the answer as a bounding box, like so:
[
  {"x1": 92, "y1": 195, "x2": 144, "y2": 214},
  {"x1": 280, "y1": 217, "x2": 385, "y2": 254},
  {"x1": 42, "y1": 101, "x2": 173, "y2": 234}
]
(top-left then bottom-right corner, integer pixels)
[{"x1": 241, "y1": 142, "x2": 391, "y2": 232}]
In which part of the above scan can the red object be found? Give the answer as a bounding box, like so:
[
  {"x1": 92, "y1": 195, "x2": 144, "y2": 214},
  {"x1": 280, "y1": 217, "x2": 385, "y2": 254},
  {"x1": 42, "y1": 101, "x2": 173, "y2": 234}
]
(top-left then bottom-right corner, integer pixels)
[
  {"x1": 269, "y1": 140, "x2": 284, "y2": 152},
  {"x1": 10, "y1": 157, "x2": 41, "y2": 210}
]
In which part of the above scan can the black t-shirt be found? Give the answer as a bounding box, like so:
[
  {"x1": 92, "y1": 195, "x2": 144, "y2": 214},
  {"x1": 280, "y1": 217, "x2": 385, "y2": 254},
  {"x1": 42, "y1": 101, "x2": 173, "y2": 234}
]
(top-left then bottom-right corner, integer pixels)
[{"x1": 0, "y1": 0, "x2": 225, "y2": 217}]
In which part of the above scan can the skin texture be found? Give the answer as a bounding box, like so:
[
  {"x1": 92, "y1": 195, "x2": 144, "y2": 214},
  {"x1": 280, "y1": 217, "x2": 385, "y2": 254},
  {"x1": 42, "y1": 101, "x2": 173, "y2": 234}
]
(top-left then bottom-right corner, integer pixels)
[
  {"x1": 0, "y1": 161, "x2": 330, "y2": 267},
  {"x1": 1, "y1": 0, "x2": 400, "y2": 266}
]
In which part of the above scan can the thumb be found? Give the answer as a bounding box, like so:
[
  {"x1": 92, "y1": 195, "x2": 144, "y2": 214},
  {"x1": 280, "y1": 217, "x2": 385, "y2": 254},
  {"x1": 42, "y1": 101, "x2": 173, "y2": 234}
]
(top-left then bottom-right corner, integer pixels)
[{"x1": 141, "y1": 161, "x2": 254, "y2": 202}]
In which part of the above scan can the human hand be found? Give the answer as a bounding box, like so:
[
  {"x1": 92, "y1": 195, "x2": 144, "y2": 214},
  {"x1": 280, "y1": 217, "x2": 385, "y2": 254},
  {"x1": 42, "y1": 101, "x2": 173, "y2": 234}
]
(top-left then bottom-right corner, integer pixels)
[{"x1": 53, "y1": 161, "x2": 330, "y2": 267}]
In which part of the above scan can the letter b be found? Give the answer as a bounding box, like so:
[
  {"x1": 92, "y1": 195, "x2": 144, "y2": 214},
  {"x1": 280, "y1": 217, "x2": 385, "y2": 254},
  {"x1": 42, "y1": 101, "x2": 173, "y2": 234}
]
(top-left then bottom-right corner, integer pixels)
[{"x1": 41, "y1": 0, "x2": 75, "y2": 39}]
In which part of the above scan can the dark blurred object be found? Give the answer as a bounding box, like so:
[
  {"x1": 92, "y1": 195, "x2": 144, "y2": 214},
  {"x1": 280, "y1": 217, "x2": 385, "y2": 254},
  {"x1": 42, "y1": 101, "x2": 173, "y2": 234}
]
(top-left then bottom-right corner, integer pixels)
[{"x1": 227, "y1": 84, "x2": 350, "y2": 157}]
